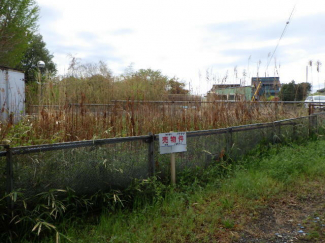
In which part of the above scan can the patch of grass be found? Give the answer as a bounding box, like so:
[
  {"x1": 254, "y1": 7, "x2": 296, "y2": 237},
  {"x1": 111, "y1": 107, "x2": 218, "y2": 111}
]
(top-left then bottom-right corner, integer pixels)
[
  {"x1": 222, "y1": 218, "x2": 235, "y2": 229},
  {"x1": 307, "y1": 230, "x2": 320, "y2": 240}
]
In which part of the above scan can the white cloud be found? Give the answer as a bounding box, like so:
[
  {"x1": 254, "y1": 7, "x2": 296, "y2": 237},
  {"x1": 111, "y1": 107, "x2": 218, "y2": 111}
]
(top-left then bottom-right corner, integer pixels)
[{"x1": 37, "y1": 0, "x2": 325, "y2": 94}]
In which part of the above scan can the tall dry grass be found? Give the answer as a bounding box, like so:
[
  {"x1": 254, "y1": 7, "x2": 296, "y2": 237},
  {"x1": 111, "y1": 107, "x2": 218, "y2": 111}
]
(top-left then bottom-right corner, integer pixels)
[{"x1": 6, "y1": 102, "x2": 307, "y2": 147}]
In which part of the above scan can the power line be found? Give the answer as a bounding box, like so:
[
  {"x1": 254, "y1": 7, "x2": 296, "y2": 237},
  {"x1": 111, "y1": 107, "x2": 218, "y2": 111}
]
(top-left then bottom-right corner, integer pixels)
[{"x1": 265, "y1": 3, "x2": 297, "y2": 73}]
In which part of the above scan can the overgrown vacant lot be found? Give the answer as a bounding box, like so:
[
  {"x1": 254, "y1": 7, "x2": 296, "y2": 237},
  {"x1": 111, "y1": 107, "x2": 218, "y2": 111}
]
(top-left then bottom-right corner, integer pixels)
[
  {"x1": 45, "y1": 138, "x2": 325, "y2": 243},
  {"x1": 3, "y1": 100, "x2": 307, "y2": 147}
]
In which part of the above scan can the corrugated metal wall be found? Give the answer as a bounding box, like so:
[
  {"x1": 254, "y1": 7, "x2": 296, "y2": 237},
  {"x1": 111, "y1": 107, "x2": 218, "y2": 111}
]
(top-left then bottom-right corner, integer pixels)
[{"x1": 0, "y1": 67, "x2": 25, "y2": 122}]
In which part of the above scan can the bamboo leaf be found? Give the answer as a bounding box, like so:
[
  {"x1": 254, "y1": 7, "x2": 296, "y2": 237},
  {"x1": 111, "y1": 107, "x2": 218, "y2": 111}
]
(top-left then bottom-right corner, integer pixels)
[
  {"x1": 37, "y1": 222, "x2": 42, "y2": 235},
  {"x1": 32, "y1": 221, "x2": 41, "y2": 232}
]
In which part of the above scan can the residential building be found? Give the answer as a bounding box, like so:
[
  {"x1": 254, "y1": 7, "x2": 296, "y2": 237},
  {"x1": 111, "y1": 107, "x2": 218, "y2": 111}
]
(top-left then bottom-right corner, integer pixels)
[
  {"x1": 251, "y1": 77, "x2": 281, "y2": 100},
  {"x1": 208, "y1": 85, "x2": 252, "y2": 101}
]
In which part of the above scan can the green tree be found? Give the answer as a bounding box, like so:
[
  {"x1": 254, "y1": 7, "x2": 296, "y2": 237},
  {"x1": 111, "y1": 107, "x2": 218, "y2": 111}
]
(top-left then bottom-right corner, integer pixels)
[
  {"x1": 168, "y1": 78, "x2": 189, "y2": 94},
  {"x1": 16, "y1": 34, "x2": 57, "y2": 83},
  {"x1": 296, "y1": 82, "x2": 311, "y2": 101},
  {"x1": 122, "y1": 69, "x2": 190, "y2": 98},
  {"x1": 280, "y1": 80, "x2": 311, "y2": 101},
  {"x1": 119, "y1": 68, "x2": 170, "y2": 100},
  {"x1": 280, "y1": 81, "x2": 295, "y2": 101},
  {"x1": 0, "y1": 0, "x2": 39, "y2": 67},
  {"x1": 135, "y1": 69, "x2": 169, "y2": 84}
]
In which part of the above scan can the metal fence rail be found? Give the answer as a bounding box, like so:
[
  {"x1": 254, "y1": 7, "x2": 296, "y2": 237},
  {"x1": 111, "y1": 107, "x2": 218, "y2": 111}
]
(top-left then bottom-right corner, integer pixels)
[
  {"x1": 27, "y1": 101, "x2": 310, "y2": 115},
  {"x1": 1, "y1": 113, "x2": 325, "y2": 200}
]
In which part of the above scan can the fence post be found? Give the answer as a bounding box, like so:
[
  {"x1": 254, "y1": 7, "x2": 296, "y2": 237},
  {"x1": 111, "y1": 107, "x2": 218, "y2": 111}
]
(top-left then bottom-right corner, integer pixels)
[
  {"x1": 4, "y1": 145, "x2": 13, "y2": 209},
  {"x1": 226, "y1": 128, "x2": 233, "y2": 156},
  {"x1": 147, "y1": 133, "x2": 155, "y2": 177},
  {"x1": 308, "y1": 103, "x2": 314, "y2": 115},
  {"x1": 309, "y1": 114, "x2": 317, "y2": 137},
  {"x1": 292, "y1": 122, "x2": 297, "y2": 141}
]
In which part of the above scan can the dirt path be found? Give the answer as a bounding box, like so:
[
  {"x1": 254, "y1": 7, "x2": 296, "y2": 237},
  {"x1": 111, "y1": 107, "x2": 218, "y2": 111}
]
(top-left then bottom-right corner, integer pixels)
[{"x1": 237, "y1": 180, "x2": 325, "y2": 242}]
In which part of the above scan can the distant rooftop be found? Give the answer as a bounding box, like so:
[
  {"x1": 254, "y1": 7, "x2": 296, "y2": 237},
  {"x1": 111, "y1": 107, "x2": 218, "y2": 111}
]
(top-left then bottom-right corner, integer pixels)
[
  {"x1": 211, "y1": 84, "x2": 241, "y2": 89},
  {"x1": 0, "y1": 66, "x2": 23, "y2": 73},
  {"x1": 251, "y1": 77, "x2": 280, "y2": 83}
]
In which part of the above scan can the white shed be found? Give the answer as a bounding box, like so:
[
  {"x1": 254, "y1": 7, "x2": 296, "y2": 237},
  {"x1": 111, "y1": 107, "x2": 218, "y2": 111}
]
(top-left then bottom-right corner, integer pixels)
[{"x1": 0, "y1": 66, "x2": 25, "y2": 123}]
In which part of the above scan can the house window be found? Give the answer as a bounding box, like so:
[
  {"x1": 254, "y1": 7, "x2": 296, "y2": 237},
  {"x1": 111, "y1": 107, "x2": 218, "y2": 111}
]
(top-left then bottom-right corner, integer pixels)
[{"x1": 228, "y1": 94, "x2": 235, "y2": 100}]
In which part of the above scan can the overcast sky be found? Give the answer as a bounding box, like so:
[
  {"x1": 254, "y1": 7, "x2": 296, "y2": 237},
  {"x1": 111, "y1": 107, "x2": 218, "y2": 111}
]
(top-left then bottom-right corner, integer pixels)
[{"x1": 36, "y1": 0, "x2": 325, "y2": 94}]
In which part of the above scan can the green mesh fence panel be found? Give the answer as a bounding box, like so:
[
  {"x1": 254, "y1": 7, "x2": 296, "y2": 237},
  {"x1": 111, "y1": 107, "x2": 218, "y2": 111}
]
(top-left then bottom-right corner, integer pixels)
[
  {"x1": 294, "y1": 117, "x2": 310, "y2": 139},
  {"x1": 317, "y1": 113, "x2": 325, "y2": 133},
  {"x1": 231, "y1": 125, "x2": 273, "y2": 159},
  {"x1": 179, "y1": 133, "x2": 227, "y2": 168},
  {"x1": 11, "y1": 140, "x2": 148, "y2": 197}
]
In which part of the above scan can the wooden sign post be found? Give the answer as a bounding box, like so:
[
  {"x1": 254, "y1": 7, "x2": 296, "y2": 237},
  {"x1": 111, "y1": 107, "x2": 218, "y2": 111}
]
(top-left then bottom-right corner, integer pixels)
[
  {"x1": 159, "y1": 132, "x2": 187, "y2": 185},
  {"x1": 170, "y1": 152, "x2": 176, "y2": 185}
]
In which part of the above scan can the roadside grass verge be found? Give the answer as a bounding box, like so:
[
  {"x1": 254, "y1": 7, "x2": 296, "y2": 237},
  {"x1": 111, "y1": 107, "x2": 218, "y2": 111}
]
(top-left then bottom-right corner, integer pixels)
[{"x1": 42, "y1": 138, "x2": 325, "y2": 243}]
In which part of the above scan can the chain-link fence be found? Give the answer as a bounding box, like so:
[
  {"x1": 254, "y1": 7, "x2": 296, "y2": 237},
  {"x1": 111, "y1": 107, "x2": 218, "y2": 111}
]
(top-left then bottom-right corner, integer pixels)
[{"x1": 1, "y1": 113, "x2": 325, "y2": 200}]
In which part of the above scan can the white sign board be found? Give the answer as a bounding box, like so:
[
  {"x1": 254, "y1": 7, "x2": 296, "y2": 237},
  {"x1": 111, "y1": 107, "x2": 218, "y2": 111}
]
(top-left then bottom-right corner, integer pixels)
[{"x1": 159, "y1": 132, "x2": 187, "y2": 154}]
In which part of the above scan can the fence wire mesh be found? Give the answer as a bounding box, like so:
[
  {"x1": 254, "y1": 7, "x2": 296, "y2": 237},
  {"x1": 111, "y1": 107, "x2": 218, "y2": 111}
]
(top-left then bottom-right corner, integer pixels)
[
  {"x1": 11, "y1": 140, "x2": 149, "y2": 197},
  {"x1": 2, "y1": 112, "x2": 325, "y2": 198},
  {"x1": 231, "y1": 126, "x2": 271, "y2": 159},
  {"x1": 317, "y1": 113, "x2": 325, "y2": 132}
]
